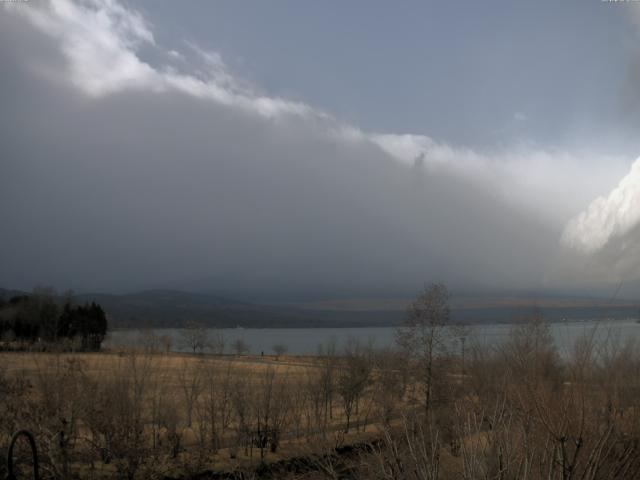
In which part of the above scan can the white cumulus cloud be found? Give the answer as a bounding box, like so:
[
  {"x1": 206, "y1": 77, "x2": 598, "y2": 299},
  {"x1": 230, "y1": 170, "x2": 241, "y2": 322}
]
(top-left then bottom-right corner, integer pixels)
[
  {"x1": 9, "y1": 0, "x2": 315, "y2": 117},
  {"x1": 562, "y1": 157, "x2": 640, "y2": 254}
]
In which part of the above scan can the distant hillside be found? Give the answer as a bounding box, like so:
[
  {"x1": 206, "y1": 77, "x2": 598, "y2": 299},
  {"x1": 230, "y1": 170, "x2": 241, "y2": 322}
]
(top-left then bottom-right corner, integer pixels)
[
  {"x1": 0, "y1": 288, "x2": 28, "y2": 301},
  {"x1": 291, "y1": 294, "x2": 640, "y2": 324},
  {"x1": 0, "y1": 288, "x2": 399, "y2": 328},
  {"x1": 72, "y1": 289, "x2": 403, "y2": 328},
  {"x1": 2, "y1": 288, "x2": 639, "y2": 329}
]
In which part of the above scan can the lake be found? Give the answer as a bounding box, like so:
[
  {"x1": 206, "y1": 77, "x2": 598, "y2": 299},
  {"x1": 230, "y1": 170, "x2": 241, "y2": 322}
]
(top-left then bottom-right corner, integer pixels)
[{"x1": 105, "y1": 318, "x2": 640, "y2": 356}]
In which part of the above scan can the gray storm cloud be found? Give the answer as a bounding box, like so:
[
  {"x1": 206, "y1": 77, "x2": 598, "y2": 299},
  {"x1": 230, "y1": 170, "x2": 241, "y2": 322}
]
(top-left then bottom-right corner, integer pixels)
[{"x1": 0, "y1": 0, "x2": 636, "y2": 296}]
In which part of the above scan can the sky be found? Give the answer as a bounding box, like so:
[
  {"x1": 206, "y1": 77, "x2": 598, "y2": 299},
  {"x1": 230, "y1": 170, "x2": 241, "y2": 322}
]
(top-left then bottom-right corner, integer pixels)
[{"x1": 2, "y1": 0, "x2": 640, "y2": 300}]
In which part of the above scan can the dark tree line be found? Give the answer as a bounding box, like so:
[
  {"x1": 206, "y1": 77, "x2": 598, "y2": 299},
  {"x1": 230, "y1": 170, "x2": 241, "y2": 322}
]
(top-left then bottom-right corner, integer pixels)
[{"x1": 0, "y1": 288, "x2": 108, "y2": 350}]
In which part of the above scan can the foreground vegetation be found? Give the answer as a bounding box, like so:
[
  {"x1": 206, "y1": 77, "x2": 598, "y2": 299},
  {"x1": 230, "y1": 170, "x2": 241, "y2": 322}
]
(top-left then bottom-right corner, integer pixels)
[{"x1": 2, "y1": 284, "x2": 640, "y2": 479}]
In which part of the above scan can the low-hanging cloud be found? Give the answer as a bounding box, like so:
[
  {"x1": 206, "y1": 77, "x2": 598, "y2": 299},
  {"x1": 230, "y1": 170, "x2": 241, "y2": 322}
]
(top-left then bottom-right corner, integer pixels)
[
  {"x1": 0, "y1": 0, "x2": 637, "y2": 296},
  {"x1": 562, "y1": 158, "x2": 640, "y2": 254},
  {"x1": 7, "y1": 0, "x2": 627, "y2": 220}
]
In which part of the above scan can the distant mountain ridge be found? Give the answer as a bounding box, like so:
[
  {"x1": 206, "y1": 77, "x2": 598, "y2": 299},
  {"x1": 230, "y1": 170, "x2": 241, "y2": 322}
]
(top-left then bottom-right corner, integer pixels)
[
  {"x1": 1, "y1": 288, "x2": 639, "y2": 329},
  {"x1": 72, "y1": 289, "x2": 359, "y2": 328},
  {"x1": 0, "y1": 288, "x2": 400, "y2": 328}
]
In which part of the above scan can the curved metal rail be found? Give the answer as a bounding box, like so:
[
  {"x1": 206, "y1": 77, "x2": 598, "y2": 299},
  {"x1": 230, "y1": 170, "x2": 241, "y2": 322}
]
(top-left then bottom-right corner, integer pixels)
[{"x1": 5, "y1": 430, "x2": 39, "y2": 480}]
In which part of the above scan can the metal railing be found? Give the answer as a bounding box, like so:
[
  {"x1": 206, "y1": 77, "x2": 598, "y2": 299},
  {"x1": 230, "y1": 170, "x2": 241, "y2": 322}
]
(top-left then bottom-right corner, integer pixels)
[{"x1": 5, "y1": 431, "x2": 38, "y2": 480}]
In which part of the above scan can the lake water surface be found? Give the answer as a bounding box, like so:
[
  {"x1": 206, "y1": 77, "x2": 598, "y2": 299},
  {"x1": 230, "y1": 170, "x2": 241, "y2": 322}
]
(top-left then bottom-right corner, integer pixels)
[{"x1": 106, "y1": 318, "x2": 640, "y2": 356}]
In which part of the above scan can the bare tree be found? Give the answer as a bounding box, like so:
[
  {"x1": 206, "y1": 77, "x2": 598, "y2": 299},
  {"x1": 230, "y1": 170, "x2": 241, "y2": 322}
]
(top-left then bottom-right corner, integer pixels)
[
  {"x1": 180, "y1": 322, "x2": 209, "y2": 354},
  {"x1": 79, "y1": 351, "x2": 154, "y2": 479},
  {"x1": 337, "y1": 339, "x2": 372, "y2": 433},
  {"x1": 396, "y1": 282, "x2": 450, "y2": 418},
  {"x1": 254, "y1": 367, "x2": 291, "y2": 458},
  {"x1": 159, "y1": 334, "x2": 173, "y2": 354},
  {"x1": 302, "y1": 367, "x2": 325, "y2": 435},
  {"x1": 502, "y1": 308, "x2": 560, "y2": 387},
  {"x1": 201, "y1": 359, "x2": 234, "y2": 452},
  {"x1": 372, "y1": 347, "x2": 408, "y2": 427},
  {"x1": 232, "y1": 338, "x2": 250, "y2": 356},
  {"x1": 177, "y1": 358, "x2": 203, "y2": 427},
  {"x1": 318, "y1": 339, "x2": 338, "y2": 426},
  {"x1": 156, "y1": 395, "x2": 182, "y2": 459},
  {"x1": 229, "y1": 373, "x2": 252, "y2": 458},
  {"x1": 209, "y1": 329, "x2": 225, "y2": 355},
  {"x1": 272, "y1": 343, "x2": 288, "y2": 360},
  {"x1": 137, "y1": 328, "x2": 160, "y2": 353},
  {"x1": 450, "y1": 323, "x2": 472, "y2": 377}
]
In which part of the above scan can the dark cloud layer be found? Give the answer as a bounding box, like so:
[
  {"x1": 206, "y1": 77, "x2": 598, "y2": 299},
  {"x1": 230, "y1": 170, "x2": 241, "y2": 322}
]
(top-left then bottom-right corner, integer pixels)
[
  {"x1": 4, "y1": 1, "x2": 640, "y2": 300},
  {"x1": 0, "y1": 10, "x2": 560, "y2": 298}
]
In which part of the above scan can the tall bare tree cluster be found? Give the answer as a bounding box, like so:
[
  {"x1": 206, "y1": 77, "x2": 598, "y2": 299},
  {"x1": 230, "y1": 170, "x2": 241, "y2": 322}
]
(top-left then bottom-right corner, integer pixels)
[{"x1": 397, "y1": 283, "x2": 450, "y2": 418}]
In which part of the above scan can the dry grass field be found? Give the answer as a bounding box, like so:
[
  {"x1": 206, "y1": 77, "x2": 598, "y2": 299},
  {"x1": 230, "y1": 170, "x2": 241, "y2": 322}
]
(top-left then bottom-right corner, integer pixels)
[
  {"x1": 5, "y1": 316, "x2": 640, "y2": 479},
  {"x1": 0, "y1": 347, "x2": 402, "y2": 479}
]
